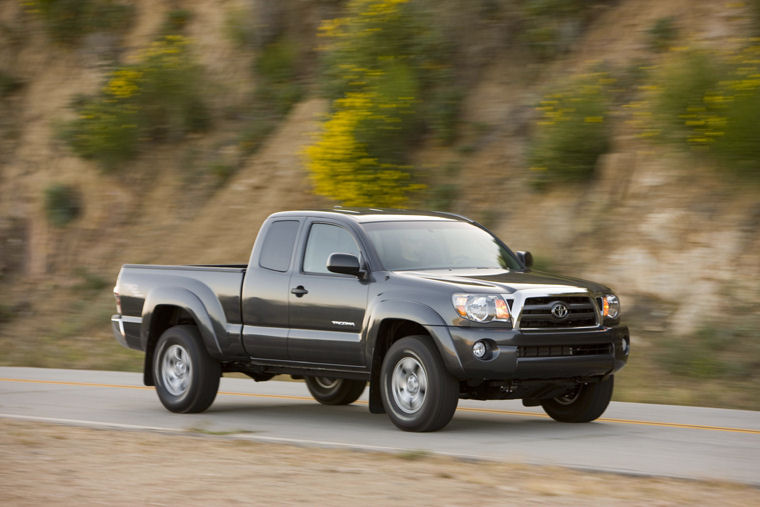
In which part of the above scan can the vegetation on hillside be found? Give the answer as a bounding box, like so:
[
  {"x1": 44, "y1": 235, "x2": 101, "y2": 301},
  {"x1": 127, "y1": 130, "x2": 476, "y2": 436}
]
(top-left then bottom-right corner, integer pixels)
[
  {"x1": 61, "y1": 35, "x2": 208, "y2": 172},
  {"x1": 528, "y1": 73, "x2": 612, "y2": 186},
  {"x1": 23, "y1": 0, "x2": 134, "y2": 44},
  {"x1": 1, "y1": 0, "x2": 759, "y2": 411},
  {"x1": 306, "y1": 0, "x2": 459, "y2": 207},
  {"x1": 645, "y1": 44, "x2": 760, "y2": 178}
]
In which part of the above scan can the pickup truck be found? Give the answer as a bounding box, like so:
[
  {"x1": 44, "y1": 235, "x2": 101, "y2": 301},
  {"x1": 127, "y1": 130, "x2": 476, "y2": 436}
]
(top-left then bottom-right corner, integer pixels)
[{"x1": 111, "y1": 209, "x2": 629, "y2": 431}]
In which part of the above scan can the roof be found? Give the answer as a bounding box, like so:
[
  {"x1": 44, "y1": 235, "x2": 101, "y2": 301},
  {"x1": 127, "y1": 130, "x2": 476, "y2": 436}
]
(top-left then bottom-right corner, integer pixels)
[{"x1": 268, "y1": 208, "x2": 473, "y2": 224}]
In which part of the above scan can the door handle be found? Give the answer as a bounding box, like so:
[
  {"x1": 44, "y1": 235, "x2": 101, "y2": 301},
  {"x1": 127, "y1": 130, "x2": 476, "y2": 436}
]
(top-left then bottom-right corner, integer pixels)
[{"x1": 291, "y1": 286, "x2": 308, "y2": 297}]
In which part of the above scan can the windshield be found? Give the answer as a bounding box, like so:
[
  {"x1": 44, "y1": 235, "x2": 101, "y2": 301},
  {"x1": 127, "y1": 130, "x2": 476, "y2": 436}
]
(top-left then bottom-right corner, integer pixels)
[{"x1": 362, "y1": 220, "x2": 522, "y2": 271}]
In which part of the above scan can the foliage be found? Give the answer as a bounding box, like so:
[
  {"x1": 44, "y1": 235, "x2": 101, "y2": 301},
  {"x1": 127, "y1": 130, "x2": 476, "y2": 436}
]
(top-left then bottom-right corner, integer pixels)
[
  {"x1": 0, "y1": 303, "x2": 14, "y2": 325},
  {"x1": 254, "y1": 38, "x2": 304, "y2": 116},
  {"x1": 208, "y1": 161, "x2": 237, "y2": 187},
  {"x1": 308, "y1": 0, "x2": 459, "y2": 207},
  {"x1": 73, "y1": 267, "x2": 108, "y2": 293},
  {"x1": 427, "y1": 183, "x2": 457, "y2": 211},
  {"x1": 637, "y1": 45, "x2": 760, "y2": 178},
  {"x1": 44, "y1": 183, "x2": 81, "y2": 227},
  {"x1": 518, "y1": 0, "x2": 610, "y2": 60},
  {"x1": 224, "y1": 4, "x2": 255, "y2": 48},
  {"x1": 658, "y1": 323, "x2": 760, "y2": 380},
  {"x1": 306, "y1": 91, "x2": 423, "y2": 207},
  {"x1": 63, "y1": 35, "x2": 209, "y2": 171},
  {"x1": 528, "y1": 73, "x2": 612, "y2": 186},
  {"x1": 647, "y1": 17, "x2": 678, "y2": 52},
  {"x1": 234, "y1": 37, "x2": 304, "y2": 158},
  {"x1": 0, "y1": 70, "x2": 23, "y2": 97},
  {"x1": 23, "y1": 0, "x2": 134, "y2": 44},
  {"x1": 162, "y1": 8, "x2": 193, "y2": 35}
]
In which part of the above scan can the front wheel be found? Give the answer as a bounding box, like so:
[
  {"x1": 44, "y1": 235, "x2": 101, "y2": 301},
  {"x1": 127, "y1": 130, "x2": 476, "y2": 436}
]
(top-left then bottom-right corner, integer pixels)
[
  {"x1": 304, "y1": 376, "x2": 366, "y2": 405},
  {"x1": 153, "y1": 325, "x2": 221, "y2": 413},
  {"x1": 380, "y1": 335, "x2": 459, "y2": 432},
  {"x1": 540, "y1": 376, "x2": 614, "y2": 423}
]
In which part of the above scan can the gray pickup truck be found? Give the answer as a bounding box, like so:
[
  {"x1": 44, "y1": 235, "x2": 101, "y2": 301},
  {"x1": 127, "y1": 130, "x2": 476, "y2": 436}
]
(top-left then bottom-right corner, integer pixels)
[{"x1": 111, "y1": 209, "x2": 629, "y2": 431}]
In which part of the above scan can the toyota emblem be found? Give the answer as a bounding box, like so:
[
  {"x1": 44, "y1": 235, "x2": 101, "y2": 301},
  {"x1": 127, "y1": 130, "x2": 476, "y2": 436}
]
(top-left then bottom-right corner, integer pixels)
[{"x1": 551, "y1": 302, "x2": 569, "y2": 319}]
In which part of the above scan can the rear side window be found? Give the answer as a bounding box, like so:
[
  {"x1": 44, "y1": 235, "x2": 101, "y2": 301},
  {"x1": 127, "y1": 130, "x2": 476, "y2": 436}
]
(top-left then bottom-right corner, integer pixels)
[
  {"x1": 303, "y1": 223, "x2": 360, "y2": 274},
  {"x1": 259, "y1": 220, "x2": 299, "y2": 272}
]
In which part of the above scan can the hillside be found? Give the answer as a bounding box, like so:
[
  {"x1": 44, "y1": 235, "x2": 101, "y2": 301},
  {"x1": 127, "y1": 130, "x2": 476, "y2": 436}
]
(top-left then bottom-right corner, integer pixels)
[{"x1": 0, "y1": 0, "x2": 758, "y2": 409}]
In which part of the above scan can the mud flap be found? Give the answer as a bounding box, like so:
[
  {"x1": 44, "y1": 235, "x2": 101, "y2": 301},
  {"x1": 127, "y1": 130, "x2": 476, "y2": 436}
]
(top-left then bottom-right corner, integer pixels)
[{"x1": 368, "y1": 361, "x2": 385, "y2": 414}]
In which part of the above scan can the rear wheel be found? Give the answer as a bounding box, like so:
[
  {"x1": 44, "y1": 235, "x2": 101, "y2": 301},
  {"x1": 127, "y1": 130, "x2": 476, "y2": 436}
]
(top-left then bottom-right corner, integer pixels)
[
  {"x1": 304, "y1": 376, "x2": 366, "y2": 405},
  {"x1": 153, "y1": 325, "x2": 221, "y2": 413},
  {"x1": 540, "y1": 376, "x2": 614, "y2": 423},
  {"x1": 380, "y1": 335, "x2": 459, "y2": 432}
]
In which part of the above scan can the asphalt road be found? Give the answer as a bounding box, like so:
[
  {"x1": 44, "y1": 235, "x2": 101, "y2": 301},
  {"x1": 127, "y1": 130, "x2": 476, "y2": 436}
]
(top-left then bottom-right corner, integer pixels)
[{"x1": 1, "y1": 367, "x2": 758, "y2": 485}]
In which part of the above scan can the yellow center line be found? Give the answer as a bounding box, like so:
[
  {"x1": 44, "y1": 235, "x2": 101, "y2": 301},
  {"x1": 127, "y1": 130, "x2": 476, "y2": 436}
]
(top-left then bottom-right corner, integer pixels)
[{"x1": 2, "y1": 377, "x2": 758, "y2": 435}]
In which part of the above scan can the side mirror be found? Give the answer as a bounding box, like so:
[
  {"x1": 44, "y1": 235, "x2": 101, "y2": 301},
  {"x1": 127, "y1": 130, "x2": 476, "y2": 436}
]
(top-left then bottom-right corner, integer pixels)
[
  {"x1": 516, "y1": 250, "x2": 533, "y2": 269},
  {"x1": 327, "y1": 253, "x2": 362, "y2": 276}
]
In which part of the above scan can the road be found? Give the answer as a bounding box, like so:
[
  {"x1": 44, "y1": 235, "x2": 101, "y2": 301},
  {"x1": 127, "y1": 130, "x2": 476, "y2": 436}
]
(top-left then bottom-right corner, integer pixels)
[{"x1": 1, "y1": 367, "x2": 758, "y2": 485}]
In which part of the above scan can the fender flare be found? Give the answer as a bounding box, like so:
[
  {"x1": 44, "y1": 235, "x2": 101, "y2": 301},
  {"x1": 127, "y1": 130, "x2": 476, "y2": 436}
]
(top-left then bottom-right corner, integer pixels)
[
  {"x1": 141, "y1": 286, "x2": 225, "y2": 359},
  {"x1": 364, "y1": 299, "x2": 465, "y2": 378}
]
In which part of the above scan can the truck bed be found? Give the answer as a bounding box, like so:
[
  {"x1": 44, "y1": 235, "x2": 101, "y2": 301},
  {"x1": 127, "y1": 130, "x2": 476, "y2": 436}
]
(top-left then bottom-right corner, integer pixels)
[{"x1": 116, "y1": 264, "x2": 247, "y2": 352}]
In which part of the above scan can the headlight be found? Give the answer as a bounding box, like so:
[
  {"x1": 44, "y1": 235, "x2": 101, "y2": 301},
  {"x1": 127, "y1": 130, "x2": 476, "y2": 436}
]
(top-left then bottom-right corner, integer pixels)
[
  {"x1": 603, "y1": 294, "x2": 620, "y2": 320},
  {"x1": 452, "y1": 294, "x2": 510, "y2": 323}
]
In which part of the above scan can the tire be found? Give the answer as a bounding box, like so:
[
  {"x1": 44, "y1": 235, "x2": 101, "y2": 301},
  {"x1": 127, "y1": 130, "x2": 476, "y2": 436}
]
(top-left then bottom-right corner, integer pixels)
[
  {"x1": 153, "y1": 325, "x2": 221, "y2": 413},
  {"x1": 380, "y1": 335, "x2": 459, "y2": 432},
  {"x1": 304, "y1": 376, "x2": 366, "y2": 405},
  {"x1": 540, "y1": 376, "x2": 614, "y2": 423}
]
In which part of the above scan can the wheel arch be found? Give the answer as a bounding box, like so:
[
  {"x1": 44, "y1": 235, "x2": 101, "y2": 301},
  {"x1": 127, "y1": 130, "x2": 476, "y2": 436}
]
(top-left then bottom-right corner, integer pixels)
[
  {"x1": 141, "y1": 287, "x2": 224, "y2": 386},
  {"x1": 365, "y1": 301, "x2": 465, "y2": 414}
]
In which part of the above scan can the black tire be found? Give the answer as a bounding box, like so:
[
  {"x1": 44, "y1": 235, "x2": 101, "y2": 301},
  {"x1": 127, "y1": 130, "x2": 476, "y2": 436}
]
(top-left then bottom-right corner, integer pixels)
[
  {"x1": 540, "y1": 376, "x2": 614, "y2": 423},
  {"x1": 304, "y1": 376, "x2": 367, "y2": 405},
  {"x1": 153, "y1": 325, "x2": 221, "y2": 413},
  {"x1": 380, "y1": 335, "x2": 459, "y2": 432}
]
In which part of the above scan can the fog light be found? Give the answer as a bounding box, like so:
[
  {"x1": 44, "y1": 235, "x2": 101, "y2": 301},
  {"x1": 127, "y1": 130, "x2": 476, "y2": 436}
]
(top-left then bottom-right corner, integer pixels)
[
  {"x1": 473, "y1": 341, "x2": 487, "y2": 359},
  {"x1": 622, "y1": 337, "x2": 629, "y2": 355}
]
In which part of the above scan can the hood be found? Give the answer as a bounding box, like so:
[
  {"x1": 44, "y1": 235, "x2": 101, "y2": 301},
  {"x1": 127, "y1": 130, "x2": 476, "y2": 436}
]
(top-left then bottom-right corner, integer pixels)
[{"x1": 395, "y1": 268, "x2": 611, "y2": 295}]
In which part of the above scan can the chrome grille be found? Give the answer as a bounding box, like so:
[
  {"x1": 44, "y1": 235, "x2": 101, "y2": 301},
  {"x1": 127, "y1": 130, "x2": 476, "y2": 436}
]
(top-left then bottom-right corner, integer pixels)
[{"x1": 519, "y1": 296, "x2": 598, "y2": 329}]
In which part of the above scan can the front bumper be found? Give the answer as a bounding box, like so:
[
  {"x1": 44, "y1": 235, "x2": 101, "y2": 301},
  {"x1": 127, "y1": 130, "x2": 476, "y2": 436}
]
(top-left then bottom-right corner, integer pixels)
[{"x1": 441, "y1": 324, "x2": 629, "y2": 381}]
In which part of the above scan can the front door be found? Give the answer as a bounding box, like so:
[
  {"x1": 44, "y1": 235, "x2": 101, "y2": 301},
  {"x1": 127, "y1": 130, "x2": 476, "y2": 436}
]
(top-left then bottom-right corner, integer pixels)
[{"x1": 288, "y1": 222, "x2": 369, "y2": 366}]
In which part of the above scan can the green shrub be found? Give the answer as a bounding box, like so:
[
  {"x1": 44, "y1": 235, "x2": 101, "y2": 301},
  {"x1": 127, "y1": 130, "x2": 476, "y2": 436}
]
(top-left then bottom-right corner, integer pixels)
[
  {"x1": 63, "y1": 35, "x2": 209, "y2": 171},
  {"x1": 647, "y1": 17, "x2": 678, "y2": 52},
  {"x1": 427, "y1": 183, "x2": 457, "y2": 211},
  {"x1": 73, "y1": 267, "x2": 108, "y2": 292},
  {"x1": 224, "y1": 4, "x2": 256, "y2": 48},
  {"x1": 658, "y1": 324, "x2": 760, "y2": 380},
  {"x1": 254, "y1": 38, "x2": 304, "y2": 116},
  {"x1": 0, "y1": 303, "x2": 14, "y2": 324},
  {"x1": 752, "y1": 0, "x2": 760, "y2": 34},
  {"x1": 162, "y1": 8, "x2": 192, "y2": 34},
  {"x1": 238, "y1": 118, "x2": 276, "y2": 156},
  {"x1": 307, "y1": 0, "x2": 460, "y2": 207},
  {"x1": 648, "y1": 46, "x2": 760, "y2": 178},
  {"x1": 519, "y1": 0, "x2": 609, "y2": 60},
  {"x1": 0, "y1": 70, "x2": 23, "y2": 96},
  {"x1": 208, "y1": 161, "x2": 237, "y2": 187},
  {"x1": 24, "y1": 0, "x2": 134, "y2": 44},
  {"x1": 528, "y1": 74, "x2": 612, "y2": 186},
  {"x1": 44, "y1": 183, "x2": 81, "y2": 227}
]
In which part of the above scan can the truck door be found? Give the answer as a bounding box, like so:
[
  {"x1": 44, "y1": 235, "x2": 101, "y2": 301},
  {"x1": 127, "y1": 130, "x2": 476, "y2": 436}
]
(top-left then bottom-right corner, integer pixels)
[
  {"x1": 241, "y1": 219, "x2": 301, "y2": 359},
  {"x1": 288, "y1": 221, "x2": 369, "y2": 366}
]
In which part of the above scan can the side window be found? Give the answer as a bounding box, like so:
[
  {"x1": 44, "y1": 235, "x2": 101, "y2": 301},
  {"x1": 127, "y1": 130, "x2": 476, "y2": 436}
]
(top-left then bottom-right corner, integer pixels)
[
  {"x1": 259, "y1": 220, "x2": 299, "y2": 272},
  {"x1": 303, "y1": 223, "x2": 360, "y2": 274}
]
